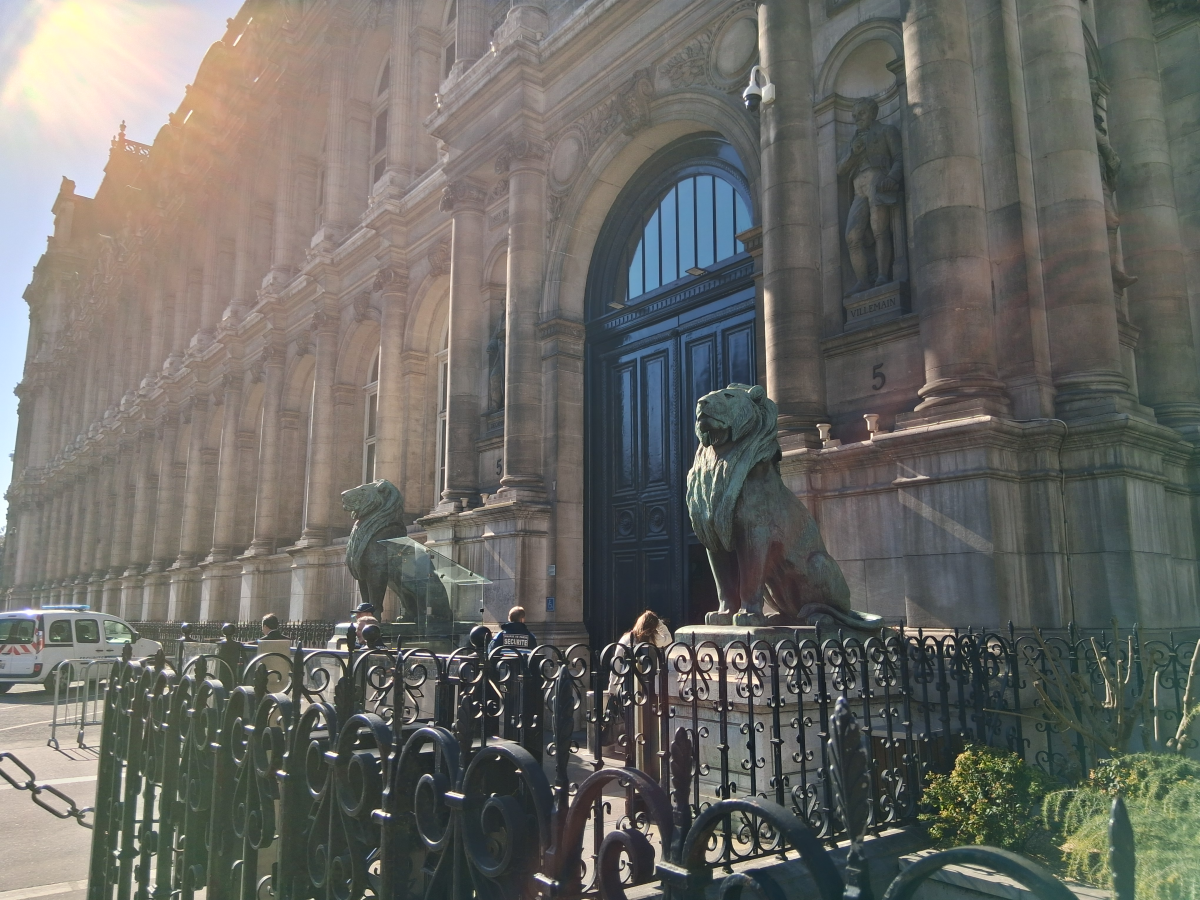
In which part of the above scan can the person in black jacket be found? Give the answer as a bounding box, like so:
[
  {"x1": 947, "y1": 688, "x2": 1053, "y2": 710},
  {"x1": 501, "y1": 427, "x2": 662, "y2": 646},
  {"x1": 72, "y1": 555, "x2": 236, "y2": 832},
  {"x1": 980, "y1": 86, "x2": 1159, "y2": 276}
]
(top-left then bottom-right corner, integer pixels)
[
  {"x1": 487, "y1": 606, "x2": 536, "y2": 653},
  {"x1": 260, "y1": 613, "x2": 285, "y2": 642}
]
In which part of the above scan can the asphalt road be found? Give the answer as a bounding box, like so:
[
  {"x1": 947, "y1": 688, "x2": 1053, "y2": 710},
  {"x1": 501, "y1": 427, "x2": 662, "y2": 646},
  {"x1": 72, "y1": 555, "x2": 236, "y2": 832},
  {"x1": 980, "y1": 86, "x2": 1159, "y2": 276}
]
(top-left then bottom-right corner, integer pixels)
[{"x1": 0, "y1": 684, "x2": 97, "y2": 900}]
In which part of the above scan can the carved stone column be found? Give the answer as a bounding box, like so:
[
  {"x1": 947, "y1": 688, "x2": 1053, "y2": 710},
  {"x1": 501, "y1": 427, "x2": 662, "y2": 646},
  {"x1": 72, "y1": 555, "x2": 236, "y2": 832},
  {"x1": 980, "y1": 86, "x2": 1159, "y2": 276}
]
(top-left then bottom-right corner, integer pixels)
[
  {"x1": 168, "y1": 242, "x2": 194, "y2": 368},
  {"x1": 1017, "y1": 0, "x2": 1132, "y2": 420},
  {"x1": 496, "y1": 136, "x2": 548, "y2": 501},
  {"x1": 209, "y1": 372, "x2": 245, "y2": 562},
  {"x1": 454, "y1": 0, "x2": 488, "y2": 76},
  {"x1": 107, "y1": 440, "x2": 136, "y2": 578},
  {"x1": 74, "y1": 467, "x2": 100, "y2": 585},
  {"x1": 441, "y1": 181, "x2": 488, "y2": 508},
  {"x1": 248, "y1": 345, "x2": 286, "y2": 555},
  {"x1": 229, "y1": 170, "x2": 256, "y2": 321},
  {"x1": 90, "y1": 458, "x2": 115, "y2": 579},
  {"x1": 900, "y1": 0, "x2": 1009, "y2": 420},
  {"x1": 268, "y1": 92, "x2": 299, "y2": 285},
  {"x1": 386, "y1": 3, "x2": 413, "y2": 186},
  {"x1": 125, "y1": 427, "x2": 158, "y2": 575},
  {"x1": 43, "y1": 491, "x2": 66, "y2": 587},
  {"x1": 174, "y1": 397, "x2": 211, "y2": 568},
  {"x1": 300, "y1": 313, "x2": 340, "y2": 545},
  {"x1": 757, "y1": 0, "x2": 827, "y2": 437},
  {"x1": 1095, "y1": 0, "x2": 1200, "y2": 436},
  {"x1": 198, "y1": 203, "x2": 223, "y2": 345},
  {"x1": 148, "y1": 413, "x2": 183, "y2": 571},
  {"x1": 374, "y1": 267, "x2": 409, "y2": 487},
  {"x1": 63, "y1": 477, "x2": 85, "y2": 583},
  {"x1": 317, "y1": 23, "x2": 351, "y2": 242}
]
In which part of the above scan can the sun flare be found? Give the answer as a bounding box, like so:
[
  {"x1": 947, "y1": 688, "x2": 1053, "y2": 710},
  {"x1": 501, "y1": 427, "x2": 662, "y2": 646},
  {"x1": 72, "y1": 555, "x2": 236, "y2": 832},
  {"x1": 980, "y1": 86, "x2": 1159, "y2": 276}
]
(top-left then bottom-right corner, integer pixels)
[{"x1": 1, "y1": 0, "x2": 215, "y2": 153}]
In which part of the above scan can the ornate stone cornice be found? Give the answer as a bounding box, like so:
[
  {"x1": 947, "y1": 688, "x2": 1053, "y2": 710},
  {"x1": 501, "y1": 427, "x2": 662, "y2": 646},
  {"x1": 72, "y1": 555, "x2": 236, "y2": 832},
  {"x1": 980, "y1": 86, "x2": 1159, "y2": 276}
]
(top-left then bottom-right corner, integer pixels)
[
  {"x1": 440, "y1": 180, "x2": 488, "y2": 212},
  {"x1": 495, "y1": 135, "x2": 549, "y2": 174}
]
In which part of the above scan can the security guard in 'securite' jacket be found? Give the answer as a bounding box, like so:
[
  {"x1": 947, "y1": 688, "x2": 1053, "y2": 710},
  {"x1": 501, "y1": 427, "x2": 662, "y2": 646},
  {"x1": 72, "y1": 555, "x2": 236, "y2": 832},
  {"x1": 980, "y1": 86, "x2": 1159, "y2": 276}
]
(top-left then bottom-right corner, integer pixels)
[{"x1": 488, "y1": 606, "x2": 536, "y2": 653}]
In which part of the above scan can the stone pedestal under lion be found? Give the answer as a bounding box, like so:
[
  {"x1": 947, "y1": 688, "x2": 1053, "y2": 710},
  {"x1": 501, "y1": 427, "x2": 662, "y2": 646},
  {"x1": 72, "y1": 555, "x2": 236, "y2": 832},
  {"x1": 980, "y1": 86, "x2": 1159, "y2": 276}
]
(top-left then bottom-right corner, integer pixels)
[{"x1": 686, "y1": 384, "x2": 880, "y2": 630}]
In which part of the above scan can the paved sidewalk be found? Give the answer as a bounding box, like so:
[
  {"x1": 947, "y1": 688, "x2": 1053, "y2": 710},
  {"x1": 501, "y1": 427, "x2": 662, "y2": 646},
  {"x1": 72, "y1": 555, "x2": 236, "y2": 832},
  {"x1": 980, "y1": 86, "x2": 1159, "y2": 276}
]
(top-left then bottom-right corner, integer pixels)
[{"x1": 0, "y1": 685, "x2": 97, "y2": 900}]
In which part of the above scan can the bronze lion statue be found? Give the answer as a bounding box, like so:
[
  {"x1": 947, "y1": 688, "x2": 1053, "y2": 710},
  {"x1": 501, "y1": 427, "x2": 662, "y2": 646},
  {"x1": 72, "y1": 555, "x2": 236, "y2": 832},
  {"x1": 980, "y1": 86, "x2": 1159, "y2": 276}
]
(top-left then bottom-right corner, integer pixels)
[
  {"x1": 686, "y1": 384, "x2": 879, "y2": 630},
  {"x1": 341, "y1": 479, "x2": 452, "y2": 628}
]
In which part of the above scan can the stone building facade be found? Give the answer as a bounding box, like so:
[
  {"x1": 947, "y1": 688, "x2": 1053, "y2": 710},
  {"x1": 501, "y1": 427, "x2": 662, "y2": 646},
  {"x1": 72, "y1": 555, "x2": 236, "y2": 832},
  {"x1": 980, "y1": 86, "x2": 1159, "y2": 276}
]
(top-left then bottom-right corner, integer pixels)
[{"x1": 5, "y1": 0, "x2": 1200, "y2": 641}]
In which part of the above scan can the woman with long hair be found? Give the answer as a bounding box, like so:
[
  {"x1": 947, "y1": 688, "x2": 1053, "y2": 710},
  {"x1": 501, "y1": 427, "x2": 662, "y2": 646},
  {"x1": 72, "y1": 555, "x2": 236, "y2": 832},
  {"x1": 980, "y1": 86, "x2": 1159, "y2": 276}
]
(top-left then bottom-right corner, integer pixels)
[{"x1": 603, "y1": 610, "x2": 674, "y2": 766}]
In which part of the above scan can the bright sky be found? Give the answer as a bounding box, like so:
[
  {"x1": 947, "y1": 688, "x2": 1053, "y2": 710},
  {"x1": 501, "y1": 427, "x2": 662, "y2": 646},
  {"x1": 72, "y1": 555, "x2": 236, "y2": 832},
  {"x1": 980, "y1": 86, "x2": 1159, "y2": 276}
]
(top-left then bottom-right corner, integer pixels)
[{"x1": 0, "y1": 0, "x2": 244, "y2": 528}]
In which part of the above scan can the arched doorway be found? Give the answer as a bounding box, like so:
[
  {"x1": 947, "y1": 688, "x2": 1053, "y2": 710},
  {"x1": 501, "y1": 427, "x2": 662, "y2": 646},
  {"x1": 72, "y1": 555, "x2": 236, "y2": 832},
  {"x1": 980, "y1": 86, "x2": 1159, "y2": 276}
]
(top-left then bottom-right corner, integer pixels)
[{"x1": 584, "y1": 134, "x2": 757, "y2": 645}]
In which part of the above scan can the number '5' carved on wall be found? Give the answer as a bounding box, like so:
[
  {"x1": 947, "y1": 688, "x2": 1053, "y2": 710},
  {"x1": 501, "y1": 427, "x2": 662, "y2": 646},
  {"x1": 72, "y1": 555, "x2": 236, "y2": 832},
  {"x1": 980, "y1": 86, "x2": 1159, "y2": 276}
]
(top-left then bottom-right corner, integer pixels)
[{"x1": 872, "y1": 363, "x2": 886, "y2": 391}]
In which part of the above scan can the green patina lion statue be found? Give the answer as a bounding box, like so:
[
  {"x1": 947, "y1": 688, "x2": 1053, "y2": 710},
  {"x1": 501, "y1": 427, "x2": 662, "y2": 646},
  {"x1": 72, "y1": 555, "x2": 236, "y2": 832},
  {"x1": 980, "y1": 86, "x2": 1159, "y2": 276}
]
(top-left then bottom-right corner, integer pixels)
[
  {"x1": 341, "y1": 479, "x2": 452, "y2": 627},
  {"x1": 686, "y1": 384, "x2": 880, "y2": 630}
]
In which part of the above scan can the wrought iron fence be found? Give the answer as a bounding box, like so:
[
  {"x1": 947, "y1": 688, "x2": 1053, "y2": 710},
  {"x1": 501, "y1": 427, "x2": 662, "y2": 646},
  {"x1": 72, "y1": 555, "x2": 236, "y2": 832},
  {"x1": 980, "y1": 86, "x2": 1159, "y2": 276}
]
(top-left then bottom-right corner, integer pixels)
[
  {"x1": 87, "y1": 623, "x2": 1189, "y2": 900},
  {"x1": 127, "y1": 619, "x2": 337, "y2": 648}
]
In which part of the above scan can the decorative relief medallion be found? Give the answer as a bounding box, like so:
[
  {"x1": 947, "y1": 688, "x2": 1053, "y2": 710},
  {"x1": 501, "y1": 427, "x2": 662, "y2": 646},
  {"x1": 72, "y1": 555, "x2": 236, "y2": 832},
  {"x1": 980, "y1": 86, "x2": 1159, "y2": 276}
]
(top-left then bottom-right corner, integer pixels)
[
  {"x1": 549, "y1": 130, "x2": 586, "y2": 192},
  {"x1": 660, "y1": 3, "x2": 756, "y2": 92},
  {"x1": 615, "y1": 508, "x2": 636, "y2": 539},
  {"x1": 710, "y1": 14, "x2": 759, "y2": 89},
  {"x1": 544, "y1": 68, "x2": 657, "y2": 224}
]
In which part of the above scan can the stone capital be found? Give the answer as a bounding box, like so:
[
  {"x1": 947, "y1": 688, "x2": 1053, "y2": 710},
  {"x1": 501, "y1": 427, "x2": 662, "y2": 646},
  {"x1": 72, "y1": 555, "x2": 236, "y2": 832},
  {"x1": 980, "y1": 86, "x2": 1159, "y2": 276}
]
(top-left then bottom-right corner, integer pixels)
[
  {"x1": 495, "y1": 135, "x2": 549, "y2": 174},
  {"x1": 372, "y1": 265, "x2": 408, "y2": 294},
  {"x1": 220, "y1": 369, "x2": 245, "y2": 396},
  {"x1": 440, "y1": 180, "x2": 488, "y2": 213},
  {"x1": 310, "y1": 309, "x2": 340, "y2": 336}
]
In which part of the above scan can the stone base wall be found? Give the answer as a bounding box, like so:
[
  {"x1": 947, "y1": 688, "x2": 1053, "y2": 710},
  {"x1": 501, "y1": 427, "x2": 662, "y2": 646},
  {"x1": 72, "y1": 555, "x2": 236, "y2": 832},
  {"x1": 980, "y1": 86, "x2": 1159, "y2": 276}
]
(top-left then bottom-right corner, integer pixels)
[{"x1": 787, "y1": 414, "x2": 1200, "y2": 629}]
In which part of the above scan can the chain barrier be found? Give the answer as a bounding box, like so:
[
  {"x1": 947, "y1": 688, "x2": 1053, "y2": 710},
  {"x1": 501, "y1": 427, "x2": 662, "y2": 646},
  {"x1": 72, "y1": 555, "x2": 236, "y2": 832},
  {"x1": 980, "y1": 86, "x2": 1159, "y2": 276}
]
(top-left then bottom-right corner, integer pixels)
[{"x1": 0, "y1": 751, "x2": 94, "y2": 829}]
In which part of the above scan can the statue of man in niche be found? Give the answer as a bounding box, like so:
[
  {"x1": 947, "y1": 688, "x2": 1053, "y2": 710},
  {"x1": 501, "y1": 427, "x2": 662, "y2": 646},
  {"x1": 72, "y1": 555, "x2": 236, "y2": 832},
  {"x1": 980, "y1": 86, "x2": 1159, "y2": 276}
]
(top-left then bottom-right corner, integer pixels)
[
  {"x1": 837, "y1": 97, "x2": 903, "y2": 295},
  {"x1": 1093, "y1": 85, "x2": 1138, "y2": 292},
  {"x1": 486, "y1": 312, "x2": 506, "y2": 412}
]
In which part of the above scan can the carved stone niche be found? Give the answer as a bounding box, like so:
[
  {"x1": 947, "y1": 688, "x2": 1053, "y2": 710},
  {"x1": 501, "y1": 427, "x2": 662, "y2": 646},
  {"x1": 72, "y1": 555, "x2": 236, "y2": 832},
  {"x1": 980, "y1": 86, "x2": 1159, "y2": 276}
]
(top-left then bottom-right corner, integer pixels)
[{"x1": 818, "y1": 32, "x2": 910, "y2": 333}]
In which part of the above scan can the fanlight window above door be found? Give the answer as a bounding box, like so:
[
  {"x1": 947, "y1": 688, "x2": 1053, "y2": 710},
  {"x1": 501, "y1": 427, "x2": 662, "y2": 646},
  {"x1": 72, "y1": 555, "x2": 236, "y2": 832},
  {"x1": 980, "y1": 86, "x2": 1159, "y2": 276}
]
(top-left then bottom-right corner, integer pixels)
[{"x1": 624, "y1": 174, "x2": 752, "y2": 304}]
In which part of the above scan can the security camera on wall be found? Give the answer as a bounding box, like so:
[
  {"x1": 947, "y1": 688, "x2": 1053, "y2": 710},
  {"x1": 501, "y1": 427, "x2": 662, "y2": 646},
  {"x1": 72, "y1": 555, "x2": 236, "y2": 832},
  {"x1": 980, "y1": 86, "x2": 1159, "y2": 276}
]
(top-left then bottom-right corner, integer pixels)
[{"x1": 743, "y1": 65, "x2": 776, "y2": 112}]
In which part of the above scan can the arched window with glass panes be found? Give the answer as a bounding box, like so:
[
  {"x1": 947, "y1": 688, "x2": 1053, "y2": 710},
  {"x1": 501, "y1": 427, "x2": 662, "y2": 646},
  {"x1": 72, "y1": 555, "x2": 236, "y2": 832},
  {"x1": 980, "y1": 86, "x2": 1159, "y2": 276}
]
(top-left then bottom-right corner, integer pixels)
[
  {"x1": 614, "y1": 173, "x2": 752, "y2": 308},
  {"x1": 369, "y1": 60, "x2": 390, "y2": 190},
  {"x1": 362, "y1": 351, "x2": 379, "y2": 483}
]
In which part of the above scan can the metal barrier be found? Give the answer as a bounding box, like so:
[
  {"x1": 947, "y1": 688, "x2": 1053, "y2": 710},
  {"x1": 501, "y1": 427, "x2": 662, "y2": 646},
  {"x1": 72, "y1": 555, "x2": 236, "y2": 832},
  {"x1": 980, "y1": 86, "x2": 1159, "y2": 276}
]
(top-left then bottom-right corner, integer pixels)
[
  {"x1": 47, "y1": 658, "x2": 119, "y2": 750},
  {"x1": 85, "y1": 624, "x2": 1165, "y2": 900}
]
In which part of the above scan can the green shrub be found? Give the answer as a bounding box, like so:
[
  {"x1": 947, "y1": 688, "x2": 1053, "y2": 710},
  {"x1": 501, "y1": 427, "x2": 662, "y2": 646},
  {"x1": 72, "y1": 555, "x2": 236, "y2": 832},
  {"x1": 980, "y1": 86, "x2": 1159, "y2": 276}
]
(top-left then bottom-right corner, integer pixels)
[
  {"x1": 1043, "y1": 754, "x2": 1200, "y2": 900},
  {"x1": 919, "y1": 745, "x2": 1058, "y2": 850}
]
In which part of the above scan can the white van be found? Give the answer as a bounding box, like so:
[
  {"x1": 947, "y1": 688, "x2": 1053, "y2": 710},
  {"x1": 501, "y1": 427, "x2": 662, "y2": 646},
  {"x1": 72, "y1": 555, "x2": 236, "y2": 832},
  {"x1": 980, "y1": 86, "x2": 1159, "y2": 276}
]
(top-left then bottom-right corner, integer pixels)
[{"x1": 0, "y1": 606, "x2": 162, "y2": 693}]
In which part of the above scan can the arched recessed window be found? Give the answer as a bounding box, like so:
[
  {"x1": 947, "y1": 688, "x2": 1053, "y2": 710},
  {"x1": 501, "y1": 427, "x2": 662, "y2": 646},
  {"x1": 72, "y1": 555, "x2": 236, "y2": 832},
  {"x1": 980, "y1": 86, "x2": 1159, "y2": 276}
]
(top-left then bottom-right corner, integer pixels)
[
  {"x1": 370, "y1": 60, "x2": 390, "y2": 189},
  {"x1": 363, "y1": 350, "x2": 380, "y2": 483},
  {"x1": 621, "y1": 173, "x2": 751, "y2": 305}
]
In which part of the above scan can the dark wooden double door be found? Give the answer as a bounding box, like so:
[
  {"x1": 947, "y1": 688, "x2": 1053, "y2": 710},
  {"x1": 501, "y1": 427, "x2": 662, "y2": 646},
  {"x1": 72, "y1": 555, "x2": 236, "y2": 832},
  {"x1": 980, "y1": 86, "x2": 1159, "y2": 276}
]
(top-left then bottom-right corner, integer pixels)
[{"x1": 586, "y1": 284, "x2": 756, "y2": 645}]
